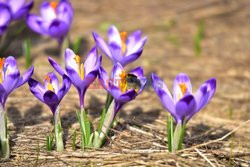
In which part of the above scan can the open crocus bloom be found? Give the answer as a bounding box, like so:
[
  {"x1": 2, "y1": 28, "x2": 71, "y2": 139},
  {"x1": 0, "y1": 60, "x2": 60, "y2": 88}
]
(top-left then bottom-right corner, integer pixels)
[
  {"x1": 92, "y1": 25, "x2": 147, "y2": 67},
  {"x1": 99, "y1": 63, "x2": 147, "y2": 115},
  {"x1": 152, "y1": 73, "x2": 216, "y2": 124},
  {"x1": 28, "y1": 72, "x2": 71, "y2": 114},
  {"x1": 0, "y1": 0, "x2": 33, "y2": 20},
  {"x1": 48, "y1": 47, "x2": 102, "y2": 108},
  {"x1": 27, "y1": 0, "x2": 73, "y2": 42},
  {"x1": 0, "y1": 4, "x2": 11, "y2": 35},
  {"x1": 0, "y1": 56, "x2": 34, "y2": 107}
]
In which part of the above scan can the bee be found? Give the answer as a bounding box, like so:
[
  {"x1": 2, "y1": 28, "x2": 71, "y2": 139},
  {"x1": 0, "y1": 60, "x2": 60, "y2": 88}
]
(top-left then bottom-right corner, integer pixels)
[{"x1": 125, "y1": 74, "x2": 141, "y2": 92}]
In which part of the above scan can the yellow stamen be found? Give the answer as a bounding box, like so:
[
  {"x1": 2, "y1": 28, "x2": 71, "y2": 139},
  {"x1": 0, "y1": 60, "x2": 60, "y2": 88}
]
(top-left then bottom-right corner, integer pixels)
[
  {"x1": 119, "y1": 70, "x2": 127, "y2": 93},
  {"x1": 74, "y1": 55, "x2": 85, "y2": 80},
  {"x1": 179, "y1": 83, "x2": 187, "y2": 95},
  {"x1": 45, "y1": 75, "x2": 54, "y2": 92},
  {"x1": 0, "y1": 58, "x2": 5, "y2": 83},
  {"x1": 120, "y1": 31, "x2": 127, "y2": 54},
  {"x1": 50, "y1": 1, "x2": 58, "y2": 10}
]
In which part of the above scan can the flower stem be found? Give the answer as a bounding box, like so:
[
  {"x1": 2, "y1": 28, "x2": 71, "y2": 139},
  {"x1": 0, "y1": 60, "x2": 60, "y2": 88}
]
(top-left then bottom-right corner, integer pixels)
[
  {"x1": 0, "y1": 105, "x2": 9, "y2": 159},
  {"x1": 59, "y1": 37, "x2": 69, "y2": 67},
  {"x1": 93, "y1": 100, "x2": 115, "y2": 148},
  {"x1": 167, "y1": 114, "x2": 174, "y2": 152},
  {"x1": 54, "y1": 107, "x2": 63, "y2": 152}
]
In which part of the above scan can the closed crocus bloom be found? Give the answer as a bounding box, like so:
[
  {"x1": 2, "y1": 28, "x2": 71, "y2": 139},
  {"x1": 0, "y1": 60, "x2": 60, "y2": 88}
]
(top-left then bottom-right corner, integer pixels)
[
  {"x1": 0, "y1": 0, "x2": 34, "y2": 20},
  {"x1": 28, "y1": 72, "x2": 71, "y2": 152},
  {"x1": 0, "y1": 4, "x2": 11, "y2": 36},
  {"x1": 0, "y1": 56, "x2": 34, "y2": 159},
  {"x1": 27, "y1": 0, "x2": 73, "y2": 43},
  {"x1": 93, "y1": 25, "x2": 147, "y2": 67},
  {"x1": 152, "y1": 73, "x2": 217, "y2": 124}
]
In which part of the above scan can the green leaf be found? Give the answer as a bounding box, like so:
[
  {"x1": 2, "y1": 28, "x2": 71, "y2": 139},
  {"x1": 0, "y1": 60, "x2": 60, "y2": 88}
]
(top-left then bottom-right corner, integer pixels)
[
  {"x1": 72, "y1": 37, "x2": 82, "y2": 54},
  {"x1": 167, "y1": 114, "x2": 174, "y2": 152},
  {"x1": 194, "y1": 21, "x2": 205, "y2": 57},
  {"x1": 23, "y1": 39, "x2": 32, "y2": 69},
  {"x1": 46, "y1": 134, "x2": 53, "y2": 151},
  {"x1": 177, "y1": 119, "x2": 186, "y2": 150},
  {"x1": 98, "y1": 108, "x2": 106, "y2": 134}
]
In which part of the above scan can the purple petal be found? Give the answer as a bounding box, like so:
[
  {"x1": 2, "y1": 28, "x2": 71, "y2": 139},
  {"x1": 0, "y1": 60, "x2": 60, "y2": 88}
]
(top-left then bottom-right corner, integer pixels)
[
  {"x1": 98, "y1": 66, "x2": 110, "y2": 91},
  {"x1": 120, "y1": 50, "x2": 142, "y2": 67},
  {"x1": 92, "y1": 32, "x2": 112, "y2": 59},
  {"x1": 16, "y1": 66, "x2": 34, "y2": 88},
  {"x1": 126, "y1": 30, "x2": 142, "y2": 51},
  {"x1": 48, "y1": 57, "x2": 66, "y2": 76},
  {"x1": 84, "y1": 46, "x2": 98, "y2": 76},
  {"x1": 0, "y1": 4, "x2": 11, "y2": 27},
  {"x1": 109, "y1": 42, "x2": 123, "y2": 63},
  {"x1": 28, "y1": 78, "x2": 46, "y2": 102},
  {"x1": 43, "y1": 91, "x2": 59, "y2": 114},
  {"x1": 193, "y1": 78, "x2": 216, "y2": 112},
  {"x1": 125, "y1": 36, "x2": 147, "y2": 57},
  {"x1": 26, "y1": 14, "x2": 45, "y2": 34},
  {"x1": 117, "y1": 89, "x2": 137, "y2": 102},
  {"x1": 108, "y1": 25, "x2": 122, "y2": 47},
  {"x1": 65, "y1": 48, "x2": 78, "y2": 72},
  {"x1": 7, "y1": 0, "x2": 25, "y2": 14},
  {"x1": 151, "y1": 73, "x2": 176, "y2": 118},
  {"x1": 57, "y1": 74, "x2": 71, "y2": 101},
  {"x1": 114, "y1": 100, "x2": 124, "y2": 116},
  {"x1": 173, "y1": 73, "x2": 192, "y2": 103},
  {"x1": 66, "y1": 66, "x2": 83, "y2": 89},
  {"x1": 175, "y1": 95, "x2": 196, "y2": 123},
  {"x1": 111, "y1": 63, "x2": 124, "y2": 82},
  {"x1": 130, "y1": 66, "x2": 144, "y2": 78},
  {"x1": 45, "y1": 72, "x2": 59, "y2": 93},
  {"x1": 48, "y1": 19, "x2": 69, "y2": 39},
  {"x1": 9, "y1": 0, "x2": 33, "y2": 20},
  {"x1": 137, "y1": 76, "x2": 147, "y2": 95},
  {"x1": 57, "y1": 0, "x2": 73, "y2": 24},
  {"x1": 0, "y1": 84, "x2": 6, "y2": 106},
  {"x1": 40, "y1": 1, "x2": 57, "y2": 22},
  {"x1": 2, "y1": 56, "x2": 20, "y2": 94}
]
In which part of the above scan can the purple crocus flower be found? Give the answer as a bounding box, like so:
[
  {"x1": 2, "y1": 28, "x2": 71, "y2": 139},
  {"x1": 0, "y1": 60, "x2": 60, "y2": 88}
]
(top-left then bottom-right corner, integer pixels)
[
  {"x1": 152, "y1": 73, "x2": 216, "y2": 124},
  {"x1": 48, "y1": 47, "x2": 102, "y2": 108},
  {"x1": 0, "y1": 0, "x2": 33, "y2": 20},
  {"x1": 0, "y1": 4, "x2": 11, "y2": 35},
  {"x1": 92, "y1": 25, "x2": 147, "y2": 67},
  {"x1": 99, "y1": 63, "x2": 147, "y2": 116},
  {"x1": 28, "y1": 72, "x2": 71, "y2": 114},
  {"x1": 27, "y1": 0, "x2": 73, "y2": 43},
  {"x1": 0, "y1": 56, "x2": 34, "y2": 107}
]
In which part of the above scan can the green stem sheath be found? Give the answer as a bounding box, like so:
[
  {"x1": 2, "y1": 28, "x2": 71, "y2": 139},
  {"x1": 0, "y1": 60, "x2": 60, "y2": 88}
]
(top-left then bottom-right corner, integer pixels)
[
  {"x1": 0, "y1": 104, "x2": 10, "y2": 159},
  {"x1": 54, "y1": 107, "x2": 63, "y2": 152}
]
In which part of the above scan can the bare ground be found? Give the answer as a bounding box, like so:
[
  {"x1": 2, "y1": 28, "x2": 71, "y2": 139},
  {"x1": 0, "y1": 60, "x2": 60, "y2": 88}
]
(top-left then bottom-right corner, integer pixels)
[{"x1": 1, "y1": 0, "x2": 250, "y2": 166}]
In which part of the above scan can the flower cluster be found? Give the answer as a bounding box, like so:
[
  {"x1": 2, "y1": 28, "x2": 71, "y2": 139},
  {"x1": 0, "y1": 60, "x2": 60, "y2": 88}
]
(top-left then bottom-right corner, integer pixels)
[{"x1": 0, "y1": 0, "x2": 217, "y2": 159}]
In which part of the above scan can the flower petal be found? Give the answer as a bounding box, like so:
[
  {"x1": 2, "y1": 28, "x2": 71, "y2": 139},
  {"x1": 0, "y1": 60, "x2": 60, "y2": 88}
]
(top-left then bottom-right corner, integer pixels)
[
  {"x1": 130, "y1": 66, "x2": 144, "y2": 78},
  {"x1": 151, "y1": 73, "x2": 176, "y2": 118},
  {"x1": 66, "y1": 66, "x2": 83, "y2": 89},
  {"x1": 57, "y1": 0, "x2": 73, "y2": 24},
  {"x1": 99, "y1": 66, "x2": 110, "y2": 91},
  {"x1": 16, "y1": 66, "x2": 34, "y2": 88},
  {"x1": 111, "y1": 63, "x2": 124, "y2": 87},
  {"x1": 126, "y1": 30, "x2": 142, "y2": 51},
  {"x1": 65, "y1": 48, "x2": 78, "y2": 72},
  {"x1": 125, "y1": 36, "x2": 147, "y2": 57},
  {"x1": 57, "y1": 74, "x2": 71, "y2": 101},
  {"x1": 45, "y1": 72, "x2": 59, "y2": 93},
  {"x1": 9, "y1": 0, "x2": 33, "y2": 20},
  {"x1": 120, "y1": 50, "x2": 143, "y2": 67},
  {"x1": 175, "y1": 95, "x2": 196, "y2": 123},
  {"x1": 173, "y1": 73, "x2": 192, "y2": 103},
  {"x1": 84, "y1": 46, "x2": 98, "y2": 76},
  {"x1": 92, "y1": 32, "x2": 112, "y2": 59},
  {"x1": 194, "y1": 78, "x2": 216, "y2": 112},
  {"x1": 117, "y1": 89, "x2": 137, "y2": 102},
  {"x1": 40, "y1": 1, "x2": 57, "y2": 22},
  {"x1": 0, "y1": 4, "x2": 11, "y2": 27},
  {"x1": 108, "y1": 25, "x2": 122, "y2": 47},
  {"x1": 43, "y1": 91, "x2": 59, "y2": 114},
  {"x1": 0, "y1": 84, "x2": 6, "y2": 106},
  {"x1": 28, "y1": 78, "x2": 46, "y2": 102},
  {"x1": 109, "y1": 42, "x2": 123, "y2": 63},
  {"x1": 48, "y1": 57, "x2": 66, "y2": 76},
  {"x1": 48, "y1": 19, "x2": 69, "y2": 39},
  {"x1": 26, "y1": 14, "x2": 45, "y2": 34}
]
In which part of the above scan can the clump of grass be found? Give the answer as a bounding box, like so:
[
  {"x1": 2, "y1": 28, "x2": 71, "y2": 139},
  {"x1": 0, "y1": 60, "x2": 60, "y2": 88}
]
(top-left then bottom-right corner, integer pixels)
[{"x1": 194, "y1": 21, "x2": 205, "y2": 57}]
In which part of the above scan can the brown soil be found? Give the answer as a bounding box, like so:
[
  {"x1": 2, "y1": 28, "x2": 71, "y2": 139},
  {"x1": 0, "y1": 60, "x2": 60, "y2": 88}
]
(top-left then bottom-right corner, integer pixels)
[{"x1": 1, "y1": 0, "x2": 250, "y2": 166}]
